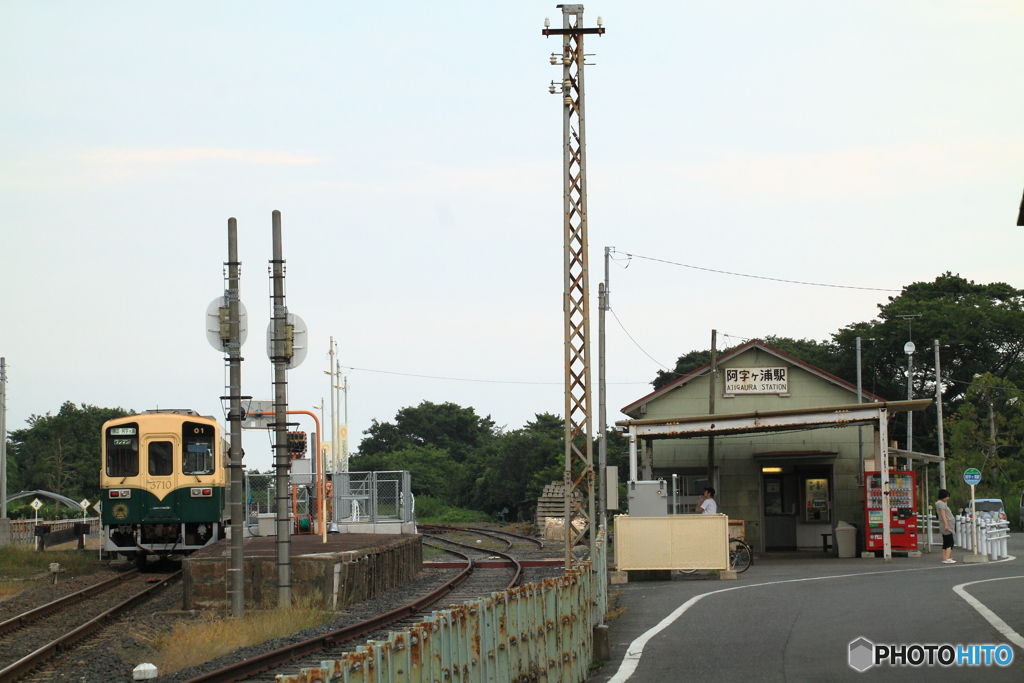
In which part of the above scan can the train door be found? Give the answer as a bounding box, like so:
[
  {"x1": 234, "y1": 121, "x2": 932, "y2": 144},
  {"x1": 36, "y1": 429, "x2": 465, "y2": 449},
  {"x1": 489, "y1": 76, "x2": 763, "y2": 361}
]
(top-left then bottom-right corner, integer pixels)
[{"x1": 141, "y1": 433, "x2": 179, "y2": 522}]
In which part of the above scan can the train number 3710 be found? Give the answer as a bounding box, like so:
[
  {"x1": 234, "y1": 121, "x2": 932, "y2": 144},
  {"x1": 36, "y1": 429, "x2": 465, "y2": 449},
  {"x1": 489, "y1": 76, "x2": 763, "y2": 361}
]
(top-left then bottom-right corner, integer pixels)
[{"x1": 148, "y1": 481, "x2": 173, "y2": 490}]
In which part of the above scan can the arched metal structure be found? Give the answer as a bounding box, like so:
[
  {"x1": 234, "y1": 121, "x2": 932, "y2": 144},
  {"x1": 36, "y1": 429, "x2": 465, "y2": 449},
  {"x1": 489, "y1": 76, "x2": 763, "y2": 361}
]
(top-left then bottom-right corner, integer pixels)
[{"x1": 5, "y1": 490, "x2": 82, "y2": 510}]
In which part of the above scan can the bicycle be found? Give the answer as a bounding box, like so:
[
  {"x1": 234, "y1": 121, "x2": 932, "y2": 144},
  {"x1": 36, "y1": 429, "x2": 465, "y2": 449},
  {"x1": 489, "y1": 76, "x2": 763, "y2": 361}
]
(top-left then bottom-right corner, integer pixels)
[
  {"x1": 729, "y1": 537, "x2": 752, "y2": 573},
  {"x1": 678, "y1": 538, "x2": 752, "y2": 574}
]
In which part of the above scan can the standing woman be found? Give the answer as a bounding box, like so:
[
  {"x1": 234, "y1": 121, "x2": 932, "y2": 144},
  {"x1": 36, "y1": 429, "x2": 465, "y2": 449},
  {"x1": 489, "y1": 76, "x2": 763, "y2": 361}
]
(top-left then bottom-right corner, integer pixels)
[{"x1": 936, "y1": 489, "x2": 956, "y2": 564}]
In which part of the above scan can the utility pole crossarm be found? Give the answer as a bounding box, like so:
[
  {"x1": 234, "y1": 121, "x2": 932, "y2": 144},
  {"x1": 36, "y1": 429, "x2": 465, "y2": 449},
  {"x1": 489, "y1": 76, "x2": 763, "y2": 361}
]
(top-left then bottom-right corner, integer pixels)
[{"x1": 543, "y1": 27, "x2": 605, "y2": 35}]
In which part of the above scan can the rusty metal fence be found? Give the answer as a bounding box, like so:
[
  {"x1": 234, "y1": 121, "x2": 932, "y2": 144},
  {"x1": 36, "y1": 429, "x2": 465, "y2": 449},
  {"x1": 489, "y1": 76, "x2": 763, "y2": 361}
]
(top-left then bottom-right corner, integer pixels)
[
  {"x1": 279, "y1": 531, "x2": 607, "y2": 683},
  {"x1": 6, "y1": 518, "x2": 100, "y2": 547}
]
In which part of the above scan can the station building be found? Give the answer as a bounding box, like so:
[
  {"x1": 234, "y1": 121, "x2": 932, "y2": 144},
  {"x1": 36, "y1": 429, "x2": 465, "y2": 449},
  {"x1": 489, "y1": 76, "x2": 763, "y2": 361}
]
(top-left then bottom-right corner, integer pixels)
[{"x1": 617, "y1": 339, "x2": 915, "y2": 554}]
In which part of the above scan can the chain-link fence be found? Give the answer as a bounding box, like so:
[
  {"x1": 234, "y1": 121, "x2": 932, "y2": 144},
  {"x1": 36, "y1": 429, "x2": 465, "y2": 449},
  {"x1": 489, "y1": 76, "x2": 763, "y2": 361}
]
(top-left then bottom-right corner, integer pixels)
[
  {"x1": 245, "y1": 473, "x2": 275, "y2": 535},
  {"x1": 245, "y1": 472, "x2": 314, "y2": 534},
  {"x1": 332, "y1": 471, "x2": 412, "y2": 525}
]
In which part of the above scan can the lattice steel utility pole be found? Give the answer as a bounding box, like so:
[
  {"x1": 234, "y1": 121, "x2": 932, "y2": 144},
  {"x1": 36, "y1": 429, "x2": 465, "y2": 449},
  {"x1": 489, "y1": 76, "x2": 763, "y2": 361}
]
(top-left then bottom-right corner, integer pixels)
[{"x1": 544, "y1": 4, "x2": 604, "y2": 569}]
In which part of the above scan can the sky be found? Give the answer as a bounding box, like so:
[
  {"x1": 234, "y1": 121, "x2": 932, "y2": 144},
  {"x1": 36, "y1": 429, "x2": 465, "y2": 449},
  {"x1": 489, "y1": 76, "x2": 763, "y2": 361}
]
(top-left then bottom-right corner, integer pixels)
[{"x1": 1, "y1": 1, "x2": 1022, "y2": 473}]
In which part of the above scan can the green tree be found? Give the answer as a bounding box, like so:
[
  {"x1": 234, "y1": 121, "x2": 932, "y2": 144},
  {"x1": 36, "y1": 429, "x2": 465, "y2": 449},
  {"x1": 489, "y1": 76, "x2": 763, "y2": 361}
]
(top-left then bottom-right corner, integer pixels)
[
  {"x1": 354, "y1": 401, "x2": 499, "y2": 509},
  {"x1": 652, "y1": 349, "x2": 715, "y2": 390},
  {"x1": 7, "y1": 402, "x2": 132, "y2": 501},
  {"x1": 945, "y1": 373, "x2": 1024, "y2": 518},
  {"x1": 357, "y1": 401, "x2": 497, "y2": 464},
  {"x1": 834, "y1": 274, "x2": 1023, "y2": 399},
  {"x1": 469, "y1": 413, "x2": 564, "y2": 517},
  {"x1": 833, "y1": 273, "x2": 1024, "y2": 453},
  {"x1": 355, "y1": 444, "x2": 464, "y2": 501}
]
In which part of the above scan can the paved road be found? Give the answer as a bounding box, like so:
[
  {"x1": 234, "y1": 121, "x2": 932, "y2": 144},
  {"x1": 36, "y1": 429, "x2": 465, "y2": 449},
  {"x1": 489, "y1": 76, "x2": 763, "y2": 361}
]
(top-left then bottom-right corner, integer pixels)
[{"x1": 590, "y1": 537, "x2": 1024, "y2": 682}]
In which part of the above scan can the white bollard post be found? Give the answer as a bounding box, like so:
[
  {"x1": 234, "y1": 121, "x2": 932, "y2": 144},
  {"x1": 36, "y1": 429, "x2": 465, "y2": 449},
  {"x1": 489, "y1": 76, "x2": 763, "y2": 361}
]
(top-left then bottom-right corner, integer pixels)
[
  {"x1": 979, "y1": 519, "x2": 988, "y2": 556},
  {"x1": 989, "y1": 521, "x2": 999, "y2": 562},
  {"x1": 927, "y1": 512, "x2": 934, "y2": 548}
]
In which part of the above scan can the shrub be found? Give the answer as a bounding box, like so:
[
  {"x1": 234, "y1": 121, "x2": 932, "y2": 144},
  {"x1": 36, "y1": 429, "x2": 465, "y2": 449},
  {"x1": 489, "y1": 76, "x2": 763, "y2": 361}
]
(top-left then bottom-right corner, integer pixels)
[{"x1": 415, "y1": 496, "x2": 491, "y2": 524}]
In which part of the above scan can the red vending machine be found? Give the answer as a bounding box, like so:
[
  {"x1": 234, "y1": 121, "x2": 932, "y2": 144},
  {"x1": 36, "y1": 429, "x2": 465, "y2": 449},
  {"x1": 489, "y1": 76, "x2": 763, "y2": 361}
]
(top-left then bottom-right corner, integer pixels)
[{"x1": 864, "y1": 471, "x2": 918, "y2": 552}]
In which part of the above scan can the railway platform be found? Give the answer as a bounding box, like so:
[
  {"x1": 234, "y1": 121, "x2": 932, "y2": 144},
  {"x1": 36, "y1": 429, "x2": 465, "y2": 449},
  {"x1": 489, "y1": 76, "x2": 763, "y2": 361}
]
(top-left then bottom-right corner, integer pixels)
[{"x1": 182, "y1": 532, "x2": 422, "y2": 610}]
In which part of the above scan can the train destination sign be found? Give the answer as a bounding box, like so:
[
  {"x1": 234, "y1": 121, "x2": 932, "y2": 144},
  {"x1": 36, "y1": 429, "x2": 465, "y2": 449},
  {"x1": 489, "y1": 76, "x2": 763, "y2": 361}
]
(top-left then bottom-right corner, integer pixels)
[{"x1": 724, "y1": 367, "x2": 789, "y2": 395}]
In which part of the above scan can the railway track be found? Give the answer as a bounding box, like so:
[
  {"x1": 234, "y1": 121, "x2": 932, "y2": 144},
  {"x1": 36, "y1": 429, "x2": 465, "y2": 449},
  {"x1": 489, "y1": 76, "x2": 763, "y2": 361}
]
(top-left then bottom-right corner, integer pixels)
[
  {"x1": 0, "y1": 569, "x2": 180, "y2": 683},
  {"x1": 180, "y1": 529, "x2": 532, "y2": 683}
]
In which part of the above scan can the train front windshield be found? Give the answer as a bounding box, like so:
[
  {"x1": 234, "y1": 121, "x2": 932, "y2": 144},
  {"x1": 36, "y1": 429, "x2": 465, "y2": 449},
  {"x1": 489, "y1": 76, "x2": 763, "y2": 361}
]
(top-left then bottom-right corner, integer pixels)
[
  {"x1": 106, "y1": 424, "x2": 139, "y2": 477},
  {"x1": 183, "y1": 421, "x2": 216, "y2": 475}
]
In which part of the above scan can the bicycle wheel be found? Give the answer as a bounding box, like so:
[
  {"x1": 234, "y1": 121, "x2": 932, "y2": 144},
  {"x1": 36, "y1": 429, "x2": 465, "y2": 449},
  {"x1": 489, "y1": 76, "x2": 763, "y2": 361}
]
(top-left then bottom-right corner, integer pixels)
[{"x1": 729, "y1": 539, "x2": 752, "y2": 573}]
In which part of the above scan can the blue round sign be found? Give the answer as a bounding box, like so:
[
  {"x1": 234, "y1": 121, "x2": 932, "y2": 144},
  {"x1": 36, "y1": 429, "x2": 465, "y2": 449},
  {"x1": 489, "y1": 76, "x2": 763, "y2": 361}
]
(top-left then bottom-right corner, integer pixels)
[{"x1": 963, "y1": 468, "x2": 981, "y2": 486}]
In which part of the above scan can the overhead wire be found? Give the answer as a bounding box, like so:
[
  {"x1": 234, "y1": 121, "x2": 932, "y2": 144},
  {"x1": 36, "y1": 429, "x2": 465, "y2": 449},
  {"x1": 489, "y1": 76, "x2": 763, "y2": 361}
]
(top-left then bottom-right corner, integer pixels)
[
  {"x1": 948, "y1": 378, "x2": 1024, "y2": 394},
  {"x1": 607, "y1": 307, "x2": 671, "y2": 371},
  {"x1": 619, "y1": 252, "x2": 901, "y2": 292}
]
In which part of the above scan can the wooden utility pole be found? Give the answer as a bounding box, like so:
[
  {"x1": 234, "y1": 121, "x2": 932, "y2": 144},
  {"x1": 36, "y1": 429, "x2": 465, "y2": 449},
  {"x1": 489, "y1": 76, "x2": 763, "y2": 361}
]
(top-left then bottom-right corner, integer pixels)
[{"x1": 707, "y1": 330, "x2": 718, "y2": 486}]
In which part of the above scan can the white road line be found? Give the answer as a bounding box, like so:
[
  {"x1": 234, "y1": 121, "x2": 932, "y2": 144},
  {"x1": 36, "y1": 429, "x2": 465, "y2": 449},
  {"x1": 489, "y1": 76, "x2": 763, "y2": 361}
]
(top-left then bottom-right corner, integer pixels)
[
  {"x1": 607, "y1": 557, "x2": 1017, "y2": 683},
  {"x1": 953, "y1": 576, "x2": 1024, "y2": 650}
]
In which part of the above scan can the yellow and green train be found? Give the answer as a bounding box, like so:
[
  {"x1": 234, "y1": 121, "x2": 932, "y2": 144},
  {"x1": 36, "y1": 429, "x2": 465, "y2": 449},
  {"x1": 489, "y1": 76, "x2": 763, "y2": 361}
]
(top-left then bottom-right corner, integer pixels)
[{"x1": 100, "y1": 410, "x2": 227, "y2": 565}]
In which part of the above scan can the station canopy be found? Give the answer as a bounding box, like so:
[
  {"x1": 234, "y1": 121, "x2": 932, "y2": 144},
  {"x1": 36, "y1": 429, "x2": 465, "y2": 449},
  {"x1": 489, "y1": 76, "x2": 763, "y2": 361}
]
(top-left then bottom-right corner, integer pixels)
[{"x1": 616, "y1": 399, "x2": 933, "y2": 440}]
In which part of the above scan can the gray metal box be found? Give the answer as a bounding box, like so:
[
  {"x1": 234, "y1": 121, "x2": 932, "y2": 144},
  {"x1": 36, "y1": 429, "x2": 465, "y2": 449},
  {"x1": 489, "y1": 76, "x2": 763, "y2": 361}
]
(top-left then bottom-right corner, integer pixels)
[{"x1": 628, "y1": 479, "x2": 669, "y2": 517}]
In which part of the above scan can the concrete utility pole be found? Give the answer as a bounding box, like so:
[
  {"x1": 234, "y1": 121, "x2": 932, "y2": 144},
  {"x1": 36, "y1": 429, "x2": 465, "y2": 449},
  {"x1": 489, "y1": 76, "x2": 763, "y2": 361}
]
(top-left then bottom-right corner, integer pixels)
[
  {"x1": 544, "y1": 4, "x2": 604, "y2": 570},
  {"x1": 225, "y1": 219, "x2": 246, "y2": 618},
  {"x1": 270, "y1": 210, "x2": 293, "y2": 606},
  {"x1": 342, "y1": 366, "x2": 350, "y2": 473},
  {"x1": 855, "y1": 337, "x2": 876, "y2": 479},
  {"x1": 598, "y1": 247, "x2": 610, "y2": 530},
  {"x1": 1, "y1": 357, "x2": 7, "y2": 519},
  {"x1": 896, "y1": 314, "x2": 921, "y2": 467},
  {"x1": 856, "y1": 336, "x2": 863, "y2": 481},
  {"x1": 327, "y1": 338, "x2": 337, "y2": 474},
  {"x1": 707, "y1": 330, "x2": 717, "y2": 487},
  {"x1": 934, "y1": 340, "x2": 946, "y2": 489},
  {"x1": 906, "y1": 344, "x2": 914, "y2": 457}
]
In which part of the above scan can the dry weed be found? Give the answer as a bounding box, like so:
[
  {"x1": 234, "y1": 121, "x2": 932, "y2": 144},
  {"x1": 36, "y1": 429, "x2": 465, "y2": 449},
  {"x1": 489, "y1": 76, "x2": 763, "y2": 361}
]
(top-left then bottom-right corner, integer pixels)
[
  {"x1": 0, "y1": 579, "x2": 41, "y2": 600},
  {"x1": 142, "y1": 597, "x2": 332, "y2": 675}
]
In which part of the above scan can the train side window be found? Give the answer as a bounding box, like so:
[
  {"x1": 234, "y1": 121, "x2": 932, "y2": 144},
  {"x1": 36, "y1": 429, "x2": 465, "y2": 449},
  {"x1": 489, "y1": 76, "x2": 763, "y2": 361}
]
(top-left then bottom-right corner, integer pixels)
[
  {"x1": 106, "y1": 424, "x2": 139, "y2": 477},
  {"x1": 149, "y1": 441, "x2": 174, "y2": 476},
  {"x1": 183, "y1": 421, "x2": 216, "y2": 475}
]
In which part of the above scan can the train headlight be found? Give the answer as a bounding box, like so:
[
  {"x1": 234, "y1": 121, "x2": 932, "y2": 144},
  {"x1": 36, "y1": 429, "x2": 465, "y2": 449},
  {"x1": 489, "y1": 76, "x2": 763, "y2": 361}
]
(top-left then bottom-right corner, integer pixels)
[
  {"x1": 191, "y1": 488, "x2": 213, "y2": 498},
  {"x1": 109, "y1": 489, "x2": 131, "y2": 499}
]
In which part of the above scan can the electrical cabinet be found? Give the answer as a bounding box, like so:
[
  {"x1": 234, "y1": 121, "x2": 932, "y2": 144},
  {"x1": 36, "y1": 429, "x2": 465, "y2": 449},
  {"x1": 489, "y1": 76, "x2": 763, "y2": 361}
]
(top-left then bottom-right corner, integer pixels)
[{"x1": 627, "y1": 480, "x2": 668, "y2": 517}]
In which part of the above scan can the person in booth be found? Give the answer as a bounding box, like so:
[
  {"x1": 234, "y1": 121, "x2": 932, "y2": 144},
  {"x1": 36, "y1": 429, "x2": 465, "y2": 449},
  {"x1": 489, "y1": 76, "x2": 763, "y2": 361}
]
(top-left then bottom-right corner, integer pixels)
[{"x1": 698, "y1": 487, "x2": 718, "y2": 514}]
